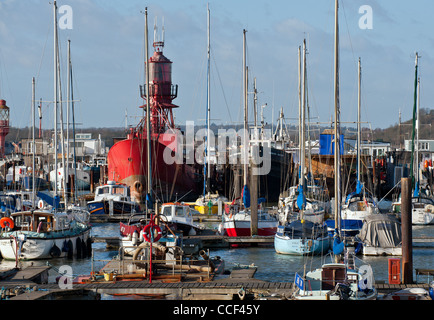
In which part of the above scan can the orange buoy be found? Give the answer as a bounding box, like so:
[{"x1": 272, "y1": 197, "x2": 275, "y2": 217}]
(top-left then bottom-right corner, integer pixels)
[{"x1": 0, "y1": 217, "x2": 14, "y2": 229}]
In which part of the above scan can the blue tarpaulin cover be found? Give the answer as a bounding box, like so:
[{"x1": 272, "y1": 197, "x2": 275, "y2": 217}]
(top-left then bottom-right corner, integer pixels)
[{"x1": 242, "y1": 185, "x2": 250, "y2": 208}]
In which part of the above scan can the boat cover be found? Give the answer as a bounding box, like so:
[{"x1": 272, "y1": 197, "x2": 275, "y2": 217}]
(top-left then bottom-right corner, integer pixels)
[{"x1": 358, "y1": 214, "x2": 401, "y2": 248}]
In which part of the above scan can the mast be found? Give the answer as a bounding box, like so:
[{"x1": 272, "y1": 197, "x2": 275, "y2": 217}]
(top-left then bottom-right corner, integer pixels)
[
  {"x1": 70, "y1": 43, "x2": 78, "y2": 200},
  {"x1": 66, "y1": 39, "x2": 71, "y2": 203},
  {"x1": 357, "y1": 57, "x2": 362, "y2": 192},
  {"x1": 145, "y1": 8, "x2": 152, "y2": 208},
  {"x1": 298, "y1": 39, "x2": 307, "y2": 216},
  {"x1": 409, "y1": 53, "x2": 418, "y2": 190},
  {"x1": 298, "y1": 45, "x2": 302, "y2": 183},
  {"x1": 416, "y1": 77, "x2": 420, "y2": 193},
  {"x1": 204, "y1": 3, "x2": 211, "y2": 197},
  {"x1": 38, "y1": 99, "x2": 42, "y2": 139},
  {"x1": 53, "y1": 0, "x2": 59, "y2": 200},
  {"x1": 243, "y1": 29, "x2": 248, "y2": 188},
  {"x1": 58, "y1": 38, "x2": 67, "y2": 206},
  {"x1": 32, "y1": 77, "x2": 36, "y2": 209},
  {"x1": 301, "y1": 39, "x2": 306, "y2": 196},
  {"x1": 333, "y1": 0, "x2": 341, "y2": 232}
]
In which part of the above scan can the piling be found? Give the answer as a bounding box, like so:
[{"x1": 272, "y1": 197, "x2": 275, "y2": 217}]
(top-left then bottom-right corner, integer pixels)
[
  {"x1": 250, "y1": 162, "x2": 258, "y2": 236},
  {"x1": 400, "y1": 177, "x2": 413, "y2": 284}
]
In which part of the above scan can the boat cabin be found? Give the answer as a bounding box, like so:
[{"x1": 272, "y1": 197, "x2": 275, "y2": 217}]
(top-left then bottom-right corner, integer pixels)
[
  {"x1": 10, "y1": 211, "x2": 70, "y2": 233},
  {"x1": 160, "y1": 203, "x2": 193, "y2": 225},
  {"x1": 303, "y1": 263, "x2": 359, "y2": 292},
  {"x1": 94, "y1": 181, "x2": 131, "y2": 202}
]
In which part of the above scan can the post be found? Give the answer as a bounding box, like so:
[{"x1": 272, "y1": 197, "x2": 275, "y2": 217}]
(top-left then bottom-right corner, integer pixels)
[
  {"x1": 401, "y1": 177, "x2": 413, "y2": 284},
  {"x1": 250, "y1": 162, "x2": 258, "y2": 236}
]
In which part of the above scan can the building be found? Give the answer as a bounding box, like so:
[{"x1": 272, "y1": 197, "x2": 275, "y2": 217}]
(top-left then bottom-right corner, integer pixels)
[
  {"x1": 404, "y1": 139, "x2": 434, "y2": 162},
  {"x1": 67, "y1": 133, "x2": 107, "y2": 163}
]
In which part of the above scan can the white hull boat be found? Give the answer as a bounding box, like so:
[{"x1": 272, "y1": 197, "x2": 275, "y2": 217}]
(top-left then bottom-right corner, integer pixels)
[{"x1": 0, "y1": 210, "x2": 91, "y2": 260}]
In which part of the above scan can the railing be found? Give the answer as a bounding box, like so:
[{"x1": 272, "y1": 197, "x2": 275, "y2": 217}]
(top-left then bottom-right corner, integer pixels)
[{"x1": 92, "y1": 245, "x2": 213, "y2": 280}]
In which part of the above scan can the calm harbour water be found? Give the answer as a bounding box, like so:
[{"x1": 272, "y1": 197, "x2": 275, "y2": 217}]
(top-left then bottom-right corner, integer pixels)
[{"x1": 0, "y1": 220, "x2": 433, "y2": 300}]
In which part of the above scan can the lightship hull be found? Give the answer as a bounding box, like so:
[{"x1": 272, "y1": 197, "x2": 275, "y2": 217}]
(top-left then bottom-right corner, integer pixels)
[{"x1": 107, "y1": 135, "x2": 199, "y2": 204}]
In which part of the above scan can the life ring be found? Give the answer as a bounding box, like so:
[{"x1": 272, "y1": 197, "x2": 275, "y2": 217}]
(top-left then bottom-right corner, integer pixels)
[
  {"x1": 0, "y1": 217, "x2": 14, "y2": 229},
  {"x1": 143, "y1": 224, "x2": 162, "y2": 242},
  {"x1": 38, "y1": 200, "x2": 44, "y2": 209}
]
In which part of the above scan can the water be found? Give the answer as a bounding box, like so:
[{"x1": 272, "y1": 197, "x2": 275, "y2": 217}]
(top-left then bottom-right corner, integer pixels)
[
  {"x1": 212, "y1": 224, "x2": 434, "y2": 284},
  {"x1": 1, "y1": 222, "x2": 433, "y2": 299}
]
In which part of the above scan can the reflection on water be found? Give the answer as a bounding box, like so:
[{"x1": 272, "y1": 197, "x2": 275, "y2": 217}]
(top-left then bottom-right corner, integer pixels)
[
  {"x1": 0, "y1": 221, "x2": 433, "y2": 299},
  {"x1": 204, "y1": 223, "x2": 434, "y2": 284}
]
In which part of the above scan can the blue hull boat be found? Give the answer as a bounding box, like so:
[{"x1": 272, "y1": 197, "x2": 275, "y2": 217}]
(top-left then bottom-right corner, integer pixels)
[{"x1": 274, "y1": 220, "x2": 331, "y2": 255}]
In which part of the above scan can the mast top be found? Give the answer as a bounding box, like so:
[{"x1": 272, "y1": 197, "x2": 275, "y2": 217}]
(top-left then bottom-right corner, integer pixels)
[{"x1": 153, "y1": 17, "x2": 165, "y2": 53}]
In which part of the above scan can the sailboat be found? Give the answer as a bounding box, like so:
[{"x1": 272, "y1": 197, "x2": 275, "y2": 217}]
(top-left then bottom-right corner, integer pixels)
[
  {"x1": 219, "y1": 29, "x2": 278, "y2": 237},
  {"x1": 193, "y1": 4, "x2": 229, "y2": 215},
  {"x1": 292, "y1": 0, "x2": 377, "y2": 300},
  {"x1": 278, "y1": 41, "x2": 328, "y2": 226},
  {"x1": 390, "y1": 54, "x2": 434, "y2": 225},
  {"x1": 274, "y1": 40, "x2": 330, "y2": 255},
  {"x1": 0, "y1": 2, "x2": 91, "y2": 261},
  {"x1": 408, "y1": 67, "x2": 434, "y2": 225},
  {"x1": 328, "y1": 58, "x2": 379, "y2": 237}
]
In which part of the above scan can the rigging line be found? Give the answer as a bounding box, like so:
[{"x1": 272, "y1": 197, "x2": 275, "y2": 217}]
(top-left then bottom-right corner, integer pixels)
[
  {"x1": 211, "y1": 53, "x2": 233, "y2": 123},
  {"x1": 191, "y1": 51, "x2": 207, "y2": 122},
  {"x1": 340, "y1": 0, "x2": 357, "y2": 71},
  {"x1": 0, "y1": 49, "x2": 15, "y2": 121},
  {"x1": 35, "y1": 19, "x2": 52, "y2": 84}
]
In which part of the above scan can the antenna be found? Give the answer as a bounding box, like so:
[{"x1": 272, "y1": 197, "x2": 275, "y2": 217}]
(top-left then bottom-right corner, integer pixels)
[
  {"x1": 154, "y1": 17, "x2": 157, "y2": 43},
  {"x1": 162, "y1": 17, "x2": 165, "y2": 44}
]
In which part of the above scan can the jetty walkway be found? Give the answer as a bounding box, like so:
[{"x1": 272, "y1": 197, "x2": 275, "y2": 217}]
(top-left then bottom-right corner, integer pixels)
[{"x1": 1, "y1": 265, "x2": 432, "y2": 300}]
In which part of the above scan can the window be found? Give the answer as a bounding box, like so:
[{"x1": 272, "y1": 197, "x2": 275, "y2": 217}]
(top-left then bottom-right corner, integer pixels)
[
  {"x1": 97, "y1": 187, "x2": 109, "y2": 195},
  {"x1": 56, "y1": 216, "x2": 70, "y2": 230},
  {"x1": 175, "y1": 207, "x2": 185, "y2": 217},
  {"x1": 112, "y1": 187, "x2": 125, "y2": 195},
  {"x1": 161, "y1": 207, "x2": 171, "y2": 217},
  {"x1": 418, "y1": 142, "x2": 429, "y2": 151}
]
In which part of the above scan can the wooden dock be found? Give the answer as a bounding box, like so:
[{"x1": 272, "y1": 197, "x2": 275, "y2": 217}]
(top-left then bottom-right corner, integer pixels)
[
  {"x1": 0, "y1": 265, "x2": 50, "y2": 287},
  {"x1": 1, "y1": 272, "x2": 431, "y2": 300}
]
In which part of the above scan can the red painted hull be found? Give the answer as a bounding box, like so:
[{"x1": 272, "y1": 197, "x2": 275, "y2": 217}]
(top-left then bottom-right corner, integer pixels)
[
  {"x1": 221, "y1": 219, "x2": 278, "y2": 237},
  {"x1": 107, "y1": 135, "x2": 199, "y2": 202},
  {"x1": 224, "y1": 227, "x2": 277, "y2": 237}
]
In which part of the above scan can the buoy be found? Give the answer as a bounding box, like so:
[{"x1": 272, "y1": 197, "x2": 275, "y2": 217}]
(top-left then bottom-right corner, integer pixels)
[
  {"x1": 76, "y1": 238, "x2": 82, "y2": 259},
  {"x1": 50, "y1": 244, "x2": 61, "y2": 258},
  {"x1": 81, "y1": 238, "x2": 88, "y2": 258},
  {"x1": 67, "y1": 240, "x2": 73, "y2": 259},
  {"x1": 132, "y1": 231, "x2": 139, "y2": 245},
  {"x1": 0, "y1": 217, "x2": 14, "y2": 229},
  {"x1": 62, "y1": 240, "x2": 69, "y2": 252},
  {"x1": 86, "y1": 238, "x2": 92, "y2": 258}
]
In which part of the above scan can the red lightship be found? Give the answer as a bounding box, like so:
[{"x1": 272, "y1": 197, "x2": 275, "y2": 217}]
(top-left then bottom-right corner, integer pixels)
[{"x1": 107, "y1": 38, "x2": 200, "y2": 206}]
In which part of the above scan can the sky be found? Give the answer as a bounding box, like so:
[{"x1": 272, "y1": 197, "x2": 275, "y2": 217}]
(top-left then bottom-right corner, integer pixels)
[{"x1": 0, "y1": 0, "x2": 433, "y2": 135}]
